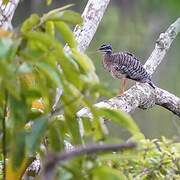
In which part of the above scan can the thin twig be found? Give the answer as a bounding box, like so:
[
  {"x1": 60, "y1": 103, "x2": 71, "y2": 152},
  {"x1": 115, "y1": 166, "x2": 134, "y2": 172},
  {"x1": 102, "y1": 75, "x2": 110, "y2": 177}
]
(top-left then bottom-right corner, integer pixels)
[
  {"x1": 2, "y1": 90, "x2": 8, "y2": 180},
  {"x1": 42, "y1": 142, "x2": 136, "y2": 180}
]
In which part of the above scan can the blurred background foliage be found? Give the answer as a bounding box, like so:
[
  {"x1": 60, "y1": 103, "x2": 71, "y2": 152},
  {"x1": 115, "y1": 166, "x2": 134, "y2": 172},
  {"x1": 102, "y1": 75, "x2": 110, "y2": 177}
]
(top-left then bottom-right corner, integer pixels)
[
  {"x1": 13, "y1": 0, "x2": 180, "y2": 138},
  {"x1": 0, "y1": 0, "x2": 179, "y2": 179},
  {"x1": 0, "y1": 1, "x2": 142, "y2": 179}
]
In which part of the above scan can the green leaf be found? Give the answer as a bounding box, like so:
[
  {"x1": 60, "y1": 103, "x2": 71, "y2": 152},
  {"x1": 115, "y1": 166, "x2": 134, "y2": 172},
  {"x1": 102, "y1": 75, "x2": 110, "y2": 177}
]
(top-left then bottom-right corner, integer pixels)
[
  {"x1": 0, "y1": 61, "x2": 20, "y2": 98},
  {"x1": 21, "y1": 14, "x2": 40, "y2": 33},
  {"x1": 63, "y1": 64, "x2": 83, "y2": 90},
  {"x1": 11, "y1": 131, "x2": 26, "y2": 169},
  {"x1": 81, "y1": 116, "x2": 93, "y2": 137},
  {"x1": 63, "y1": 102, "x2": 82, "y2": 145},
  {"x1": 23, "y1": 31, "x2": 65, "y2": 58},
  {"x1": 0, "y1": 38, "x2": 14, "y2": 59},
  {"x1": 45, "y1": 21, "x2": 55, "y2": 36},
  {"x1": 23, "y1": 89, "x2": 41, "y2": 99},
  {"x1": 2, "y1": 0, "x2": 9, "y2": 4},
  {"x1": 26, "y1": 116, "x2": 48, "y2": 154},
  {"x1": 23, "y1": 32, "x2": 84, "y2": 89},
  {"x1": 7, "y1": 38, "x2": 21, "y2": 62},
  {"x1": 60, "y1": 87, "x2": 83, "y2": 144},
  {"x1": 46, "y1": 10, "x2": 83, "y2": 25},
  {"x1": 97, "y1": 108, "x2": 140, "y2": 135},
  {"x1": 92, "y1": 166, "x2": 126, "y2": 180},
  {"x1": 98, "y1": 153, "x2": 137, "y2": 161},
  {"x1": 35, "y1": 61, "x2": 61, "y2": 87},
  {"x1": 19, "y1": 48, "x2": 47, "y2": 62},
  {"x1": 72, "y1": 49, "x2": 99, "y2": 85},
  {"x1": 55, "y1": 21, "x2": 77, "y2": 48},
  {"x1": 46, "y1": 0, "x2": 52, "y2": 5},
  {"x1": 9, "y1": 95, "x2": 28, "y2": 130},
  {"x1": 48, "y1": 118, "x2": 65, "y2": 152},
  {"x1": 72, "y1": 49, "x2": 95, "y2": 72}
]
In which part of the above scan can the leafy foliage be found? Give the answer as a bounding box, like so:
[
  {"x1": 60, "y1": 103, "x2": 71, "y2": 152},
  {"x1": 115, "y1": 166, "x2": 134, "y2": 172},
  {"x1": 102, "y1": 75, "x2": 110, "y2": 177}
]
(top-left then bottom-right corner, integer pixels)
[
  {"x1": 97, "y1": 137, "x2": 180, "y2": 179},
  {"x1": 0, "y1": 3, "x2": 179, "y2": 180}
]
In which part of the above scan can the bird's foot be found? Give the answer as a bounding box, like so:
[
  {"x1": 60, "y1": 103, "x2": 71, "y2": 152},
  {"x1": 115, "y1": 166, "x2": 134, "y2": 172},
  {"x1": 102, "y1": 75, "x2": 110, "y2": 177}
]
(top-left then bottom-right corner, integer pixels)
[{"x1": 118, "y1": 90, "x2": 125, "y2": 96}]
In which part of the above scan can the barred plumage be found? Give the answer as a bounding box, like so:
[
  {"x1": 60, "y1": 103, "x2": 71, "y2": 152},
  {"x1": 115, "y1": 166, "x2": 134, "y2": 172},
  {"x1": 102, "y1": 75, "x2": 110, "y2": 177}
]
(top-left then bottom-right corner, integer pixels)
[{"x1": 98, "y1": 44, "x2": 155, "y2": 89}]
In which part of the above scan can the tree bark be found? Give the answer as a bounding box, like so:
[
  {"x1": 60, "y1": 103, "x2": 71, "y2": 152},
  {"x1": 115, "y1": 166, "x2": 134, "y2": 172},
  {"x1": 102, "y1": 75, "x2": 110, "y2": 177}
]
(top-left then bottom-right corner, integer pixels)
[
  {"x1": 74, "y1": 0, "x2": 111, "y2": 52},
  {"x1": 0, "y1": 0, "x2": 20, "y2": 29}
]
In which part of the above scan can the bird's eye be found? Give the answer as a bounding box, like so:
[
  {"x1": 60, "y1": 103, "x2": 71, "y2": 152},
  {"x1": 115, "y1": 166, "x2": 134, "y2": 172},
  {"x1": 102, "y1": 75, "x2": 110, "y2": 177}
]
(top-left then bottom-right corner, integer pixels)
[{"x1": 101, "y1": 44, "x2": 107, "y2": 47}]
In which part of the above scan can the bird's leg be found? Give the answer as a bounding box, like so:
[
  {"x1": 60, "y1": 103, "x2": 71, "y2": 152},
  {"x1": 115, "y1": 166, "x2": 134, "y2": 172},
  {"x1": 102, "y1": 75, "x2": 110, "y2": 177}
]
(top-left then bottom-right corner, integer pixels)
[{"x1": 119, "y1": 78, "x2": 127, "y2": 95}]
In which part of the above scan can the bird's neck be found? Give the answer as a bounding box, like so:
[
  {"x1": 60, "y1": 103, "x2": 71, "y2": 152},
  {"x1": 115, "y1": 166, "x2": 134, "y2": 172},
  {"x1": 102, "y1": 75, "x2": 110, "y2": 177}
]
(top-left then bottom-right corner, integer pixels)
[
  {"x1": 102, "y1": 52, "x2": 113, "y2": 71},
  {"x1": 104, "y1": 52, "x2": 112, "y2": 59}
]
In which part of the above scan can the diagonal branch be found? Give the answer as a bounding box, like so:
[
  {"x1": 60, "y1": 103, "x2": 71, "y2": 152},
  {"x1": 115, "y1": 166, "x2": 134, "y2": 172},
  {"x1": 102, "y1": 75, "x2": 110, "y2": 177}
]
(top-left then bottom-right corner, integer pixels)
[
  {"x1": 78, "y1": 17, "x2": 180, "y2": 118},
  {"x1": 144, "y1": 17, "x2": 180, "y2": 74},
  {"x1": 155, "y1": 88, "x2": 180, "y2": 117},
  {"x1": 0, "y1": 0, "x2": 20, "y2": 29},
  {"x1": 74, "y1": 0, "x2": 110, "y2": 52},
  {"x1": 42, "y1": 142, "x2": 136, "y2": 180}
]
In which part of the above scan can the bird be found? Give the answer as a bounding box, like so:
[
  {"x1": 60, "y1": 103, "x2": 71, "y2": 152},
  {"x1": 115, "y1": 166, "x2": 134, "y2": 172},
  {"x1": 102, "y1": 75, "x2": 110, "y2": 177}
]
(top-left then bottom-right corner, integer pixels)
[{"x1": 98, "y1": 44, "x2": 155, "y2": 94}]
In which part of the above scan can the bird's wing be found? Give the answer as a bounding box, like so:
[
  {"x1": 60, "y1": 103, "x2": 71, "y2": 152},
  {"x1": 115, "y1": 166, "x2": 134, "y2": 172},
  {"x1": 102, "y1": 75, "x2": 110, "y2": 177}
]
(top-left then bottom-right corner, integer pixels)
[
  {"x1": 113, "y1": 52, "x2": 146, "y2": 79},
  {"x1": 125, "y1": 52, "x2": 134, "y2": 57},
  {"x1": 113, "y1": 63, "x2": 145, "y2": 81},
  {"x1": 125, "y1": 52, "x2": 140, "y2": 62},
  {"x1": 113, "y1": 64, "x2": 133, "y2": 75}
]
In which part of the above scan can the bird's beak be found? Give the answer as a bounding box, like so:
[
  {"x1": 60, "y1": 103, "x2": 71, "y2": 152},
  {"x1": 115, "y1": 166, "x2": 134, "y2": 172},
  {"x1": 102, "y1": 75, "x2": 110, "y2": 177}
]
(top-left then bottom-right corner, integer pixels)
[{"x1": 96, "y1": 48, "x2": 101, "y2": 52}]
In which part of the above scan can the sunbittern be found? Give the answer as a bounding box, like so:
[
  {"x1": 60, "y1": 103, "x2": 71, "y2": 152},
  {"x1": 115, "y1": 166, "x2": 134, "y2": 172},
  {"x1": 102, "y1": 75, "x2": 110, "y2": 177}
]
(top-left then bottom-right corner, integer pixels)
[{"x1": 98, "y1": 44, "x2": 155, "y2": 94}]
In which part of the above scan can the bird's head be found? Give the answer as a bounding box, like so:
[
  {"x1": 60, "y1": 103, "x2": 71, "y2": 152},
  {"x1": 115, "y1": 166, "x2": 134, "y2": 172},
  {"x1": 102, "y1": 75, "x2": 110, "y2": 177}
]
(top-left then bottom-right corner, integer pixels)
[{"x1": 97, "y1": 44, "x2": 112, "y2": 54}]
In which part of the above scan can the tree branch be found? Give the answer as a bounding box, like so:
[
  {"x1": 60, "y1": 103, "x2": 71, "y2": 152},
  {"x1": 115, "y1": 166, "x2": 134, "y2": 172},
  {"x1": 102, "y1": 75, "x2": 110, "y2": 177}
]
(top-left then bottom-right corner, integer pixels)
[
  {"x1": 155, "y1": 87, "x2": 180, "y2": 117},
  {"x1": 144, "y1": 18, "x2": 180, "y2": 74},
  {"x1": 0, "y1": 0, "x2": 20, "y2": 29},
  {"x1": 74, "y1": 0, "x2": 110, "y2": 52},
  {"x1": 42, "y1": 142, "x2": 136, "y2": 180},
  {"x1": 78, "y1": 17, "x2": 180, "y2": 118},
  {"x1": 2, "y1": 90, "x2": 8, "y2": 180}
]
